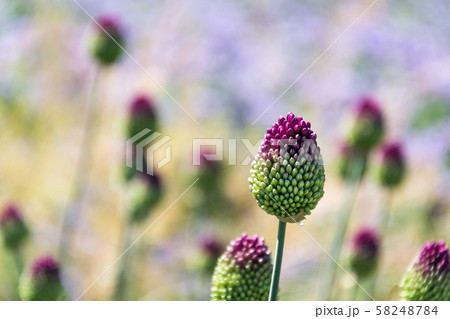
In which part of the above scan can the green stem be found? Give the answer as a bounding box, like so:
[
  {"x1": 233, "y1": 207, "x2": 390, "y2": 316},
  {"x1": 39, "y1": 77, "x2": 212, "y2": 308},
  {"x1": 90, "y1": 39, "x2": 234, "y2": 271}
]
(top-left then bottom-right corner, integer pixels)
[
  {"x1": 351, "y1": 282, "x2": 360, "y2": 301},
  {"x1": 368, "y1": 189, "x2": 393, "y2": 297},
  {"x1": 269, "y1": 221, "x2": 286, "y2": 301},
  {"x1": 58, "y1": 67, "x2": 101, "y2": 262},
  {"x1": 112, "y1": 223, "x2": 134, "y2": 301},
  {"x1": 320, "y1": 154, "x2": 364, "y2": 300}
]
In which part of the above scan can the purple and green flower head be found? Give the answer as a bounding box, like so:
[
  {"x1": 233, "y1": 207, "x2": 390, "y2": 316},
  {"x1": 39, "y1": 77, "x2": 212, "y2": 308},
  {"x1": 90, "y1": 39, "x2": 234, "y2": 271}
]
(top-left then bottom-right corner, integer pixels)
[
  {"x1": 347, "y1": 96, "x2": 385, "y2": 152},
  {"x1": 211, "y1": 234, "x2": 273, "y2": 301},
  {"x1": 0, "y1": 204, "x2": 28, "y2": 249},
  {"x1": 349, "y1": 228, "x2": 379, "y2": 279},
  {"x1": 400, "y1": 241, "x2": 449, "y2": 301},
  {"x1": 377, "y1": 142, "x2": 406, "y2": 188},
  {"x1": 90, "y1": 15, "x2": 125, "y2": 65},
  {"x1": 128, "y1": 172, "x2": 163, "y2": 223},
  {"x1": 249, "y1": 113, "x2": 325, "y2": 222},
  {"x1": 127, "y1": 94, "x2": 158, "y2": 138},
  {"x1": 19, "y1": 255, "x2": 67, "y2": 301}
]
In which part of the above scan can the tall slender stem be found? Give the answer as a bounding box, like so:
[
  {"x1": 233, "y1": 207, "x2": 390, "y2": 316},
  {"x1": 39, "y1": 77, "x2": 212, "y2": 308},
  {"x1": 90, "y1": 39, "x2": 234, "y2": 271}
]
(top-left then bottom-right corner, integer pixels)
[
  {"x1": 269, "y1": 221, "x2": 286, "y2": 301},
  {"x1": 320, "y1": 154, "x2": 364, "y2": 300},
  {"x1": 351, "y1": 281, "x2": 360, "y2": 301},
  {"x1": 368, "y1": 189, "x2": 393, "y2": 297},
  {"x1": 58, "y1": 67, "x2": 101, "y2": 262},
  {"x1": 113, "y1": 223, "x2": 134, "y2": 301}
]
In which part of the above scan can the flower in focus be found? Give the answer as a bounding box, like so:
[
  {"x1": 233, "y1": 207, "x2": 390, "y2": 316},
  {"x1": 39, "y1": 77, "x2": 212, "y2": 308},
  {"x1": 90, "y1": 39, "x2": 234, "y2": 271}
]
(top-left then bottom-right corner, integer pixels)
[
  {"x1": 211, "y1": 234, "x2": 272, "y2": 301},
  {"x1": 349, "y1": 228, "x2": 379, "y2": 280},
  {"x1": 249, "y1": 113, "x2": 325, "y2": 222},
  {"x1": 399, "y1": 241, "x2": 449, "y2": 301},
  {"x1": 347, "y1": 97, "x2": 385, "y2": 152},
  {"x1": 19, "y1": 255, "x2": 67, "y2": 301},
  {"x1": 90, "y1": 15, "x2": 125, "y2": 65},
  {"x1": 0, "y1": 204, "x2": 29, "y2": 249},
  {"x1": 376, "y1": 142, "x2": 406, "y2": 188}
]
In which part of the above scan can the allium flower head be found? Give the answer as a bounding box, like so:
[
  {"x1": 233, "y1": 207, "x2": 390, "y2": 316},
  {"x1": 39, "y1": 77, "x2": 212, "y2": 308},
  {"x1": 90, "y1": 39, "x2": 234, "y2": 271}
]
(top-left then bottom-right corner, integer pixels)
[
  {"x1": 249, "y1": 113, "x2": 325, "y2": 222},
  {"x1": 189, "y1": 236, "x2": 224, "y2": 276},
  {"x1": 19, "y1": 255, "x2": 66, "y2": 301},
  {"x1": 127, "y1": 94, "x2": 158, "y2": 137},
  {"x1": 400, "y1": 241, "x2": 450, "y2": 301},
  {"x1": 0, "y1": 204, "x2": 29, "y2": 249},
  {"x1": 347, "y1": 97, "x2": 385, "y2": 152},
  {"x1": 377, "y1": 142, "x2": 406, "y2": 187},
  {"x1": 91, "y1": 15, "x2": 125, "y2": 65},
  {"x1": 211, "y1": 234, "x2": 273, "y2": 301},
  {"x1": 349, "y1": 228, "x2": 379, "y2": 279}
]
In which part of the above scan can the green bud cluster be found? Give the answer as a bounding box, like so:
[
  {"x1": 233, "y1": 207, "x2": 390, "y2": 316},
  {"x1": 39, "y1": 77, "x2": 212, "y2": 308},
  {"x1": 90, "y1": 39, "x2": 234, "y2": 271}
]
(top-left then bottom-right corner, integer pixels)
[
  {"x1": 400, "y1": 241, "x2": 449, "y2": 301},
  {"x1": 211, "y1": 234, "x2": 272, "y2": 301}
]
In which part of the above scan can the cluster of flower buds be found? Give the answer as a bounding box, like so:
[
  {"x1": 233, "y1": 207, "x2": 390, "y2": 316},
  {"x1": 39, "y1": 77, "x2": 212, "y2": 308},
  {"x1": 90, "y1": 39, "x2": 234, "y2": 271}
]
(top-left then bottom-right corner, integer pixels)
[
  {"x1": 249, "y1": 113, "x2": 325, "y2": 222},
  {"x1": 347, "y1": 97, "x2": 385, "y2": 152},
  {"x1": 376, "y1": 142, "x2": 406, "y2": 188},
  {"x1": 90, "y1": 15, "x2": 125, "y2": 65},
  {"x1": 211, "y1": 234, "x2": 272, "y2": 301},
  {"x1": 0, "y1": 204, "x2": 29, "y2": 249},
  {"x1": 19, "y1": 255, "x2": 66, "y2": 301},
  {"x1": 400, "y1": 241, "x2": 449, "y2": 301},
  {"x1": 349, "y1": 228, "x2": 379, "y2": 280}
]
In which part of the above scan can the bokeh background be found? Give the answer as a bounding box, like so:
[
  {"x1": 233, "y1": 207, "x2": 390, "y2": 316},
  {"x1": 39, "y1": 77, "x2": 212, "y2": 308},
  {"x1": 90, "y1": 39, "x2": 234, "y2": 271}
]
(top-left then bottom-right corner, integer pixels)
[{"x1": 0, "y1": 0, "x2": 449, "y2": 300}]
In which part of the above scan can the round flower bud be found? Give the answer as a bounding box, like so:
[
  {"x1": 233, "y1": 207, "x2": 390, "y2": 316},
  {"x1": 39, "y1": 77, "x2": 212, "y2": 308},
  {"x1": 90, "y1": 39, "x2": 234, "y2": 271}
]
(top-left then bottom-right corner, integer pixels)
[
  {"x1": 19, "y1": 255, "x2": 67, "y2": 301},
  {"x1": 376, "y1": 142, "x2": 406, "y2": 188},
  {"x1": 347, "y1": 97, "x2": 385, "y2": 152},
  {"x1": 211, "y1": 234, "x2": 272, "y2": 301},
  {"x1": 128, "y1": 172, "x2": 163, "y2": 223},
  {"x1": 90, "y1": 15, "x2": 125, "y2": 65},
  {"x1": 400, "y1": 241, "x2": 449, "y2": 301},
  {"x1": 349, "y1": 228, "x2": 379, "y2": 280},
  {"x1": 127, "y1": 94, "x2": 158, "y2": 139},
  {"x1": 0, "y1": 204, "x2": 29, "y2": 249},
  {"x1": 336, "y1": 142, "x2": 367, "y2": 181},
  {"x1": 249, "y1": 113, "x2": 325, "y2": 222}
]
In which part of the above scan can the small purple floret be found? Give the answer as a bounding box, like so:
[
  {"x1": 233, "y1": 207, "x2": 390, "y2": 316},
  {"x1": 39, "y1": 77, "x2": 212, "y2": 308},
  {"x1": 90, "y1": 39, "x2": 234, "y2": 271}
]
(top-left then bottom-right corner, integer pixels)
[
  {"x1": 200, "y1": 236, "x2": 223, "y2": 259},
  {"x1": 354, "y1": 96, "x2": 383, "y2": 122},
  {"x1": 96, "y1": 15, "x2": 122, "y2": 35},
  {"x1": 352, "y1": 228, "x2": 379, "y2": 256},
  {"x1": 0, "y1": 204, "x2": 22, "y2": 225},
  {"x1": 381, "y1": 142, "x2": 405, "y2": 163},
  {"x1": 415, "y1": 241, "x2": 450, "y2": 276},
  {"x1": 129, "y1": 94, "x2": 155, "y2": 118},
  {"x1": 226, "y1": 234, "x2": 270, "y2": 268},
  {"x1": 260, "y1": 112, "x2": 317, "y2": 161},
  {"x1": 31, "y1": 256, "x2": 60, "y2": 279}
]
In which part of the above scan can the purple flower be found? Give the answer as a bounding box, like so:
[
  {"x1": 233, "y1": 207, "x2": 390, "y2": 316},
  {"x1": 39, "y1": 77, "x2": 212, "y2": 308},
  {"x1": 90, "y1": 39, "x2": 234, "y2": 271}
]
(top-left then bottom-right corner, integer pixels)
[
  {"x1": 200, "y1": 236, "x2": 223, "y2": 259},
  {"x1": 400, "y1": 241, "x2": 449, "y2": 301},
  {"x1": 129, "y1": 94, "x2": 156, "y2": 119},
  {"x1": 349, "y1": 228, "x2": 379, "y2": 279},
  {"x1": 415, "y1": 241, "x2": 449, "y2": 277},
  {"x1": 31, "y1": 255, "x2": 60, "y2": 279},
  {"x1": 90, "y1": 14, "x2": 125, "y2": 65},
  {"x1": 0, "y1": 204, "x2": 22, "y2": 226},
  {"x1": 347, "y1": 96, "x2": 385, "y2": 152},
  {"x1": 260, "y1": 112, "x2": 317, "y2": 162},
  {"x1": 225, "y1": 233, "x2": 271, "y2": 268},
  {"x1": 377, "y1": 141, "x2": 407, "y2": 187}
]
